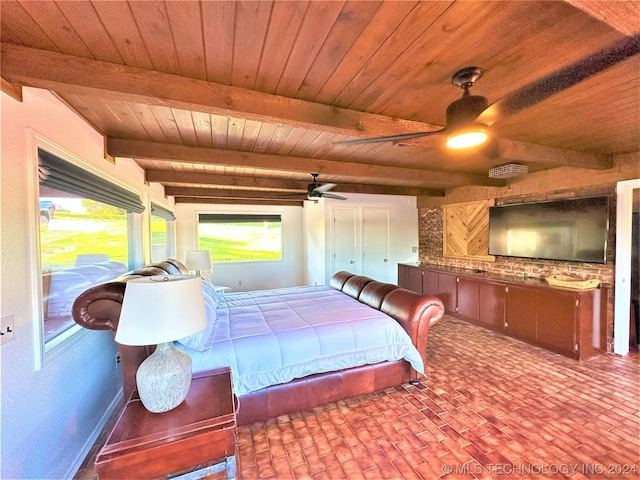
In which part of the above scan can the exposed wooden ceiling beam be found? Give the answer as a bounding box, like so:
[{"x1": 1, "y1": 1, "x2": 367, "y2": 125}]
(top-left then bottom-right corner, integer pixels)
[
  {"x1": 0, "y1": 77, "x2": 22, "y2": 102},
  {"x1": 564, "y1": 1, "x2": 640, "y2": 35},
  {"x1": 151, "y1": 171, "x2": 445, "y2": 197},
  {"x1": 111, "y1": 138, "x2": 503, "y2": 188},
  {"x1": 148, "y1": 172, "x2": 310, "y2": 189},
  {"x1": 3, "y1": 45, "x2": 609, "y2": 172},
  {"x1": 174, "y1": 197, "x2": 304, "y2": 207},
  {"x1": 495, "y1": 139, "x2": 613, "y2": 169},
  {"x1": 165, "y1": 183, "x2": 444, "y2": 198},
  {"x1": 166, "y1": 187, "x2": 305, "y2": 199},
  {"x1": 1, "y1": 44, "x2": 439, "y2": 138}
]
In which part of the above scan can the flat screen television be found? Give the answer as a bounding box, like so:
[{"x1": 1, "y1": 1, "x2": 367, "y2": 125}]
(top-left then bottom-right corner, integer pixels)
[{"x1": 488, "y1": 196, "x2": 609, "y2": 264}]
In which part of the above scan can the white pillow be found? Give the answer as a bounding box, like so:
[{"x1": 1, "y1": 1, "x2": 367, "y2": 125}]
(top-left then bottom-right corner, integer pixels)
[{"x1": 178, "y1": 279, "x2": 220, "y2": 352}]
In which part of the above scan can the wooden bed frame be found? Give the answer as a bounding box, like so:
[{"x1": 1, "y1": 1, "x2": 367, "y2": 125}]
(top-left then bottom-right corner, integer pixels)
[{"x1": 72, "y1": 260, "x2": 445, "y2": 425}]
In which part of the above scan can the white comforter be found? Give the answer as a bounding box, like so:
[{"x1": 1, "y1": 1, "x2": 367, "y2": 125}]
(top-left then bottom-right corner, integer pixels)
[{"x1": 178, "y1": 285, "x2": 424, "y2": 396}]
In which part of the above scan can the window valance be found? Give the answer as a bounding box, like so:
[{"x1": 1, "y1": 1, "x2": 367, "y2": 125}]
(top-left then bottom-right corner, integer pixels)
[{"x1": 38, "y1": 148, "x2": 145, "y2": 213}]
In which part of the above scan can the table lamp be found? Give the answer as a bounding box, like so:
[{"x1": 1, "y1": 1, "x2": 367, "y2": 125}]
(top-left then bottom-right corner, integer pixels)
[
  {"x1": 115, "y1": 275, "x2": 207, "y2": 413},
  {"x1": 184, "y1": 250, "x2": 212, "y2": 281}
]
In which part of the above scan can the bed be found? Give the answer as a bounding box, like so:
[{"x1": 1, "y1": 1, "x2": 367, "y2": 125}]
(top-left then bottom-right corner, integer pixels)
[{"x1": 72, "y1": 260, "x2": 445, "y2": 425}]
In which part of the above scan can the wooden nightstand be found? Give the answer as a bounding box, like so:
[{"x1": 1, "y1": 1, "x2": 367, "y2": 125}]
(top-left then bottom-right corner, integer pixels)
[{"x1": 95, "y1": 367, "x2": 237, "y2": 479}]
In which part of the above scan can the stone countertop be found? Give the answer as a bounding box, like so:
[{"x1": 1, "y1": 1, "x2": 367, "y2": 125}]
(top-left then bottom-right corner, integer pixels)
[{"x1": 399, "y1": 262, "x2": 606, "y2": 292}]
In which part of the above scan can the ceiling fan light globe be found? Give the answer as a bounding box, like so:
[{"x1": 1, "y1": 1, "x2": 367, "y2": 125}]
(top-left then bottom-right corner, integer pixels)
[{"x1": 446, "y1": 125, "x2": 488, "y2": 149}]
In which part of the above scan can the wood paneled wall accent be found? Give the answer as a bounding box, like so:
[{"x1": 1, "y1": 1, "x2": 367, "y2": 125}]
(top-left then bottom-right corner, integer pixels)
[{"x1": 442, "y1": 200, "x2": 495, "y2": 260}]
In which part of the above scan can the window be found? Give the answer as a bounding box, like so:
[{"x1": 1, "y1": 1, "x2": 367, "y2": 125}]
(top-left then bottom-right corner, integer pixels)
[
  {"x1": 38, "y1": 148, "x2": 144, "y2": 348},
  {"x1": 150, "y1": 203, "x2": 176, "y2": 262},
  {"x1": 198, "y1": 213, "x2": 282, "y2": 262}
]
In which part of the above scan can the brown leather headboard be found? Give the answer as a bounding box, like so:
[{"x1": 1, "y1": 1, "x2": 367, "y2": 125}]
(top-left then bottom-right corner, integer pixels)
[
  {"x1": 72, "y1": 259, "x2": 189, "y2": 333},
  {"x1": 72, "y1": 259, "x2": 190, "y2": 397},
  {"x1": 341, "y1": 275, "x2": 374, "y2": 299},
  {"x1": 328, "y1": 271, "x2": 354, "y2": 290},
  {"x1": 358, "y1": 281, "x2": 399, "y2": 310},
  {"x1": 380, "y1": 288, "x2": 444, "y2": 364}
]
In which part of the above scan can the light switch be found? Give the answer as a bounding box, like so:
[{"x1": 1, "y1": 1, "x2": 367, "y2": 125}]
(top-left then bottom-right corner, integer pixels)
[{"x1": 1, "y1": 314, "x2": 15, "y2": 345}]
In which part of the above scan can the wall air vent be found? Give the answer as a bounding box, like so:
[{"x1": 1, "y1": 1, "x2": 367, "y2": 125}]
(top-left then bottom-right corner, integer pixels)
[{"x1": 489, "y1": 163, "x2": 529, "y2": 179}]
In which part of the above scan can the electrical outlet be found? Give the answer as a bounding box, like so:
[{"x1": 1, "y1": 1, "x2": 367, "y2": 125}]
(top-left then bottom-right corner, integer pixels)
[
  {"x1": 412, "y1": 246, "x2": 418, "y2": 253},
  {"x1": 115, "y1": 352, "x2": 121, "y2": 368},
  {"x1": 1, "y1": 315, "x2": 15, "y2": 345}
]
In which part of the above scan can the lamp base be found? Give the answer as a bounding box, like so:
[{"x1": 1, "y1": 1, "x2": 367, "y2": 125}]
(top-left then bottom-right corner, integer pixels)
[{"x1": 136, "y1": 342, "x2": 193, "y2": 413}]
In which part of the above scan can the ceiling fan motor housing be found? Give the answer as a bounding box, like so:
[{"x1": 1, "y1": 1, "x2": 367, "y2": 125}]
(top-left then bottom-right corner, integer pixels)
[{"x1": 446, "y1": 94, "x2": 489, "y2": 128}]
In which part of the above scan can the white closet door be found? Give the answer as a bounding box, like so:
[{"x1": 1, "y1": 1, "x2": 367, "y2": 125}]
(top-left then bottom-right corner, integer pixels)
[
  {"x1": 332, "y1": 207, "x2": 358, "y2": 275},
  {"x1": 362, "y1": 208, "x2": 390, "y2": 282}
]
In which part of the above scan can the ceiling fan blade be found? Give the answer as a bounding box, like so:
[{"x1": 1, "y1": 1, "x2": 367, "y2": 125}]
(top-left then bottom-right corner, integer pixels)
[
  {"x1": 314, "y1": 183, "x2": 337, "y2": 193},
  {"x1": 333, "y1": 128, "x2": 447, "y2": 146},
  {"x1": 477, "y1": 33, "x2": 640, "y2": 126},
  {"x1": 320, "y1": 193, "x2": 347, "y2": 200}
]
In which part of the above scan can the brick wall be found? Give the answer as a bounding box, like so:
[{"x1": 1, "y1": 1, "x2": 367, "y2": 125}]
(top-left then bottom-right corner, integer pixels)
[{"x1": 418, "y1": 186, "x2": 618, "y2": 351}]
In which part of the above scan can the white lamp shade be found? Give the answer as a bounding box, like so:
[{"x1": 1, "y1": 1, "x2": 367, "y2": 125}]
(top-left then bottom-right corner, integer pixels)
[
  {"x1": 115, "y1": 275, "x2": 207, "y2": 346},
  {"x1": 184, "y1": 250, "x2": 212, "y2": 272}
]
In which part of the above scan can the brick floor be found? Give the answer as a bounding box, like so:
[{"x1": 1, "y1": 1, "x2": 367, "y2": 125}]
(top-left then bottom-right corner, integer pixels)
[{"x1": 76, "y1": 315, "x2": 640, "y2": 479}]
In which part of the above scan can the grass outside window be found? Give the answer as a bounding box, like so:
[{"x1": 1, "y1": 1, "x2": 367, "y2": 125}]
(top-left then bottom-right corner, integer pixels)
[{"x1": 198, "y1": 214, "x2": 282, "y2": 263}]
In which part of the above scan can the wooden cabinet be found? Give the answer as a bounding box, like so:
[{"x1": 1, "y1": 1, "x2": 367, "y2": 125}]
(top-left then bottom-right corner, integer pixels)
[
  {"x1": 538, "y1": 288, "x2": 605, "y2": 358},
  {"x1": 505, "y1": 285, "x2": 538, "y2": 342},
  {"x1": 96, "y1": 367, "x2": 237, "y2": 480},
  {"x1": 422, "y1": 269, "x2": 439, "y2": 296},
  {"x1": 457, "y1": 277, "x2": 480, "y2": 321},
  {"x1": 398, "y1": 264, "x2": 439, "y2": 295},
  {"x1": 537, "y1": 289, "x2": 578, "y2": 354},
  {"x1": 407, "y1": 265, "x2": 425, "y2": 294},
  {"x1": 398, "y1": 264, "x2": 422, "y2": 293},
  {"x1": 478, "y1": 282, "x2": 506, "y2": 330},
  {"x1": 398, "y1": 263, "x2": 409, "y2": 289},
  {"x1": 397, "y1": 263, "x2": 606, "y2": 360},
  {"x1": 437, "y1": 272, "x2": 458, "y2": 314}
]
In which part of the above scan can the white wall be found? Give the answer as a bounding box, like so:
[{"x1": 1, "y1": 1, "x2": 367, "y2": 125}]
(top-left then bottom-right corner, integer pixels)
[
  {"x1": 0, "y1": 88, "x2": 167, "y2": 479},
  {"x1": 175, "y1": 203, "x2": 305, "y2": 291},
  {"x1": 302, "y1": 199, "x2": 327, "y2": 286}
]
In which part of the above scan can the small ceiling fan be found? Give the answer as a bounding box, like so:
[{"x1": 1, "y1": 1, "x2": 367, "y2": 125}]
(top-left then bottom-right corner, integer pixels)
[
  {"x1": 335, "y1": 34, "x2": 640, "y2": 148},
  {"x1": 307, "y1": 173, "x2": 346, "y2": 200}
]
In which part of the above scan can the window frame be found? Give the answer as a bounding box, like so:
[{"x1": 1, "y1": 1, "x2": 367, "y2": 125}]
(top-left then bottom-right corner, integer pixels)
[
  {"x1": 149, "y1": 200, "x2": 176, "y2": 262},
  {"x1": 31, "y1": 134, "x2": 144, "y2": 370},
  {"x1": 196, "y1": 211, "x2": 285, "y2": 264}
]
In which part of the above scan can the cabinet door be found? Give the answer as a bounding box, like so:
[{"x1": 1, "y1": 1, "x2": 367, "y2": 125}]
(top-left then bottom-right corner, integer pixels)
[
  {"x1": 505, "y1": 285, "x2": 537, "y2": 341},
  {"x1": 406, "y1": 266, "x2": 424, "y2": 293},
  {"x1": 438, "y1": 273, "x2": 458, "y2": 313},
  {"x1": 398, "y1": 264, "x2": 409, "y2": 289},
  {"x1": 457, "y1": 277, "x2": 480, "y2": 321},
  {"x1": 478, "y1": 282, "x2": 506, "y2": 330},
  {"x1": 537, "y1": 290, "x2": 577, "y2": 354},
  {"x1": 422, "y1": 270, "x2": 439, "y2": 296}
]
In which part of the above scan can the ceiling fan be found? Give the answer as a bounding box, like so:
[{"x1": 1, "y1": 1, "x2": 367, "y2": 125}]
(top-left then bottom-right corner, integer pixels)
[
  {"x1": 335, "y1": 34, "x2": 640, "y2": 148},
  {"x1": 307, "y1": 173, "x2": 346, "y2": 200}
]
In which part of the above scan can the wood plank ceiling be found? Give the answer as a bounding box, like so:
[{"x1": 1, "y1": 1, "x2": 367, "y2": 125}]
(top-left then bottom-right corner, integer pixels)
[{"x1": 1, "y1": 1, "x2": 638, "y2": 206}]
